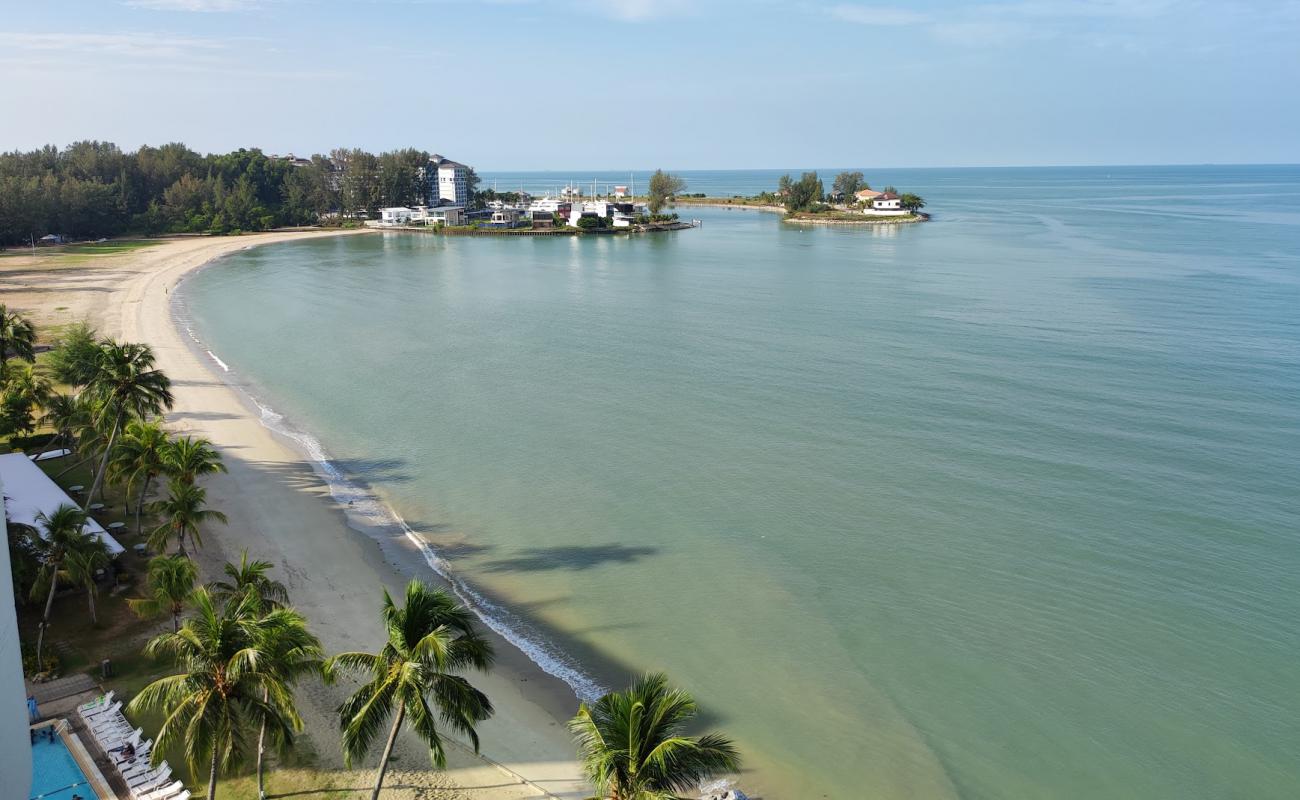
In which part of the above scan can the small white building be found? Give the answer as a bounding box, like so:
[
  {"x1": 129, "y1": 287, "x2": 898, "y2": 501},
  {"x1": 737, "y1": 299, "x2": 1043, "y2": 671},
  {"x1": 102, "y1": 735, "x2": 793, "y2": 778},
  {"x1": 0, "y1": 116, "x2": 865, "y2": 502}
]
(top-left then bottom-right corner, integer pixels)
[
  {"x1": 613, "y1": 185, "x2": 629, "y2": 198},
  {"x1": 865, "y1": 192, "x2": 908, "y2": 216},
  {"x1": 612, "y1": 213, "x2": 637, "y2": 228},
  {"x1": 380, "y1": 207, "x2": 414, "y2": 226},
  {"x1": 488, "y1": 208, "x2": 522, "y2": 227},
  {"x1": 415, "y1": 206, "x2": 465, "y2": 226}
]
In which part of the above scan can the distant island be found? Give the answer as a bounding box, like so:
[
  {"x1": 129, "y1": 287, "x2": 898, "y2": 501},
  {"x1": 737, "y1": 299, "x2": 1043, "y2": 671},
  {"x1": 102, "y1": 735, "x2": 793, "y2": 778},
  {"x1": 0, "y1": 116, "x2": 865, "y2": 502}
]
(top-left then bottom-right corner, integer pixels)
[{"x1": 674, "y1": 171, "x2": 929, "y2": 225}]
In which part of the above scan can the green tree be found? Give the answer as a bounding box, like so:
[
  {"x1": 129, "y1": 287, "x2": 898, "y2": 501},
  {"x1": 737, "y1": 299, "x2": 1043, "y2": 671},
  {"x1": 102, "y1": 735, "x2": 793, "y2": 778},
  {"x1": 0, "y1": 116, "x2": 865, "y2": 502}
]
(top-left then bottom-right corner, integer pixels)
[
  {"x1": 224, "y1": 562, "x2": 321, "y2": 800},
  {"x1": 127, "y1": 589, "x2": 305, "y2": 800},
  {"x1": 110, "y1": 419, "x2": 170, "y2": 536},
  {"x1": 0, "y1": 363, "x2": 52, "y2": 438},
  {"x1": 148, "y1": 481, "x2": 227, "y2": 557},
  {"x1": 0, "y1": 304, "x2": 36, "y2": 382},
  {"x1": 647, "y1": 170, "x2": 687, "y2": 215},
  {"x1": 39, "y1": 393, "x2": 89, "y2": 456},
  {"x1": 209, "y1": 551, "x2": 288, "y2": 610},
  {"x1": 570, "y1": 672, "x2": 741, "y2": 800},
  {"x1": 900, "y1": 192, "x2": 926, "y2": 211},
  {"x1": 832, "y1": 171, "x2": 866, "y2": 201},
  {"x1": 161, "y1": 435, "x2": 227, "y2": 486},
  {"x1": 324, "y1": 580, "x2": 495, "y2": 800},
  {"x1": 65, "y1": 544, "x2": 111, "y2": 625},
  {"x1": 128, "y1": 554, "x2": 198, "y2": 632},
  {"x1": 82, "y1": 340, "x2": 174, "y2": 511},
  {"x1": 777, "y1": 172, "x2": 824, "y2": 212},
  {"x1": 46, "y1": 322, "x2": 101, "y2": 387},
  {"x1": 28, "y1": 504, "x2": 103, "y2": 664}
]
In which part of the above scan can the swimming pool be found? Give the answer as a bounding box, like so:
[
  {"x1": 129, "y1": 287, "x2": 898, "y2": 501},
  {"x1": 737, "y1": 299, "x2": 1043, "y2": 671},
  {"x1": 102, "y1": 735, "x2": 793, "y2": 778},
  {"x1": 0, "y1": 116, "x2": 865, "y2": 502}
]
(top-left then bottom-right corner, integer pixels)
[{"x1": 29, "y1": 728, "x2": 101, "y2": 800}]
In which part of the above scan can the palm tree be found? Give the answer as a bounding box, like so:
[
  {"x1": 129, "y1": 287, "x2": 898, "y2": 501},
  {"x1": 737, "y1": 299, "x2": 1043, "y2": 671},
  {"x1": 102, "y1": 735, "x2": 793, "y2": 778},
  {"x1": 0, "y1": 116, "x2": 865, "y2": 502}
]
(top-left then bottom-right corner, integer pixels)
[
  {"x1": 161, "y1": 435, "x2": 227, "y2": 486},
  {"x1": 64, "y1": 544, "x2": 111, "y2": 625},
  {"x1": 128, "y1": 554, "x2": 198, "y2": 632},
  {"x1": 570, "y1": 673, "x2": 741, "y2": 800},
  {"x1": 110, "y1": 419, "x2": 171, "y2": 536},
  {"x1": 209, "y1": 551, "x2": 288, "y2": 611},
  {"x1": 251, "y1": 602, "x2": 321, "y2": 800},
  {"x1": 28, "y1": 504, "x2": 102, "y2": 664},
  {"x1": 38, "y1": 392, "x2": 89, "y2": 457},
  {"x1": 0, "y1": 304, "x2": 36, "y2": 383},
  {"x1": 0, "y1": 363, "x2": 53, "y2": 438},
  {"x1": 82, "y1": 340, "x2": 174, "y2": 511},
  {"x1": 148, "y1": 480, "x2": 227, "y2": 558},
  {"x1": 127, "y1": 589, "x2": 304, "y2": 800},
  {"x1": 324, "y1": 580, "x2": 495, "y2": 800}
]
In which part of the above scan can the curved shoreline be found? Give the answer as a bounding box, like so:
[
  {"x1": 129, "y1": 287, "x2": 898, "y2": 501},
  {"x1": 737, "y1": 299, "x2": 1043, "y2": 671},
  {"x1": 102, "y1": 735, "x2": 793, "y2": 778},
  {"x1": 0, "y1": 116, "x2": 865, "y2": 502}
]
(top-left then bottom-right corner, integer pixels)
[{"x1": 104, "y1": 231, "x2": 589, "y2": 798}]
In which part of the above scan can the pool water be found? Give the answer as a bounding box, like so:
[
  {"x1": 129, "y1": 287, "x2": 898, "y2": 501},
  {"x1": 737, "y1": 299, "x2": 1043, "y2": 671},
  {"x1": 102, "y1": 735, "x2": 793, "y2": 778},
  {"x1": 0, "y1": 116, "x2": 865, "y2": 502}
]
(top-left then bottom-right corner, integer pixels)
[{"x1": 30, "y1": 730, "x2": 99, "y2": 800}]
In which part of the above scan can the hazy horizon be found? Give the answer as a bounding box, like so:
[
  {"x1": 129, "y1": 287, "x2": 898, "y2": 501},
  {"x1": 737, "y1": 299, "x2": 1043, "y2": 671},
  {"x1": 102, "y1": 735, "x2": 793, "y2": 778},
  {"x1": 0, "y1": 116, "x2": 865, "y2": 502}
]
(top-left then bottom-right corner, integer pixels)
[{"x1": 4, "y1": 1, "x2": 1297, "y2": 169}]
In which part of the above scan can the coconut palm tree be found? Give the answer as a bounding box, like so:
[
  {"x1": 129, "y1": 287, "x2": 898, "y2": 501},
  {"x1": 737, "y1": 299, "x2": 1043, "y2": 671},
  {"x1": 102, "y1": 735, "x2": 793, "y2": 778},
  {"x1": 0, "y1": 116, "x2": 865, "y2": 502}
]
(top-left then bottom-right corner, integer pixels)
[
  {"x1": 148, "y1": 480, "x2": 227, "y2": 558},
  {"x1": 127, "y1": 588, "x2": 304, "y2": 800},
  {"x1": 570, "y1": 672, "x2": 741, "y2": 800},
  {"x1": 64, "y1": 544, "x2": 111, "y2": 625},
  {"x1": 209, "y1": 551, "x2": 288, "y2": 611},
  {"x1": 110, "y1": 419, "x2": 171, "y2": 536},
  {"x1": 38, "y1": 392, "x2": 89, "y2": 458},
  {"x1": 251, "y1": 601, "x2": 322, "y2": 800},
  {"x1": 161, "y1": 435, "x2": 227, "y2": 486},
  {"x1": 0, "y1": 363, "x2": 53, "y2": 438},
  {"x1": 0, "y1": 304, "x2": 36, "y2": 383},
  {"x1": 324, "y1": 580, "x2": 495, "y2": 800},
  {"x1": 28, "y1": 504, "x2": 103, "y2": 663},
  {"x1": 82, "y1": 340, "x2": 174, "y2": 511},
  {"x1": 128, "y1": 554, "x2": 198, "y2": 632}
]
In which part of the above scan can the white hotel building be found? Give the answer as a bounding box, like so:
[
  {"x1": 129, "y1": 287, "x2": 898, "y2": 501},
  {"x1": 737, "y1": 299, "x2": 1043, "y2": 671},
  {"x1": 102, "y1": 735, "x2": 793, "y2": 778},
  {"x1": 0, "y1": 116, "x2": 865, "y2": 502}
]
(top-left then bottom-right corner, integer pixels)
[{"x1": 429, "y1": 155, "x2": 470, "y2": 207}]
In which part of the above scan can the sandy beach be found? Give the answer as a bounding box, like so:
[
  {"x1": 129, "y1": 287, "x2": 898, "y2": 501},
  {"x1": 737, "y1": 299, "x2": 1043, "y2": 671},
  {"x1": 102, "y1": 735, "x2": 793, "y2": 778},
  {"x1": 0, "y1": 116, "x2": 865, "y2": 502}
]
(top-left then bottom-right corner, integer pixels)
[{"x1": 1, "y1": 232, "x2": 589, "y2": 799}]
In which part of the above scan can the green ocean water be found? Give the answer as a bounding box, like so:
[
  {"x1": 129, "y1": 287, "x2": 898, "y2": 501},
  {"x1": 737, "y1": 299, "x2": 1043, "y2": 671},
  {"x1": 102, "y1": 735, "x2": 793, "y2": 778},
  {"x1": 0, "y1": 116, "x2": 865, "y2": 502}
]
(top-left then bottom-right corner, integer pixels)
[{"x1": 179, "y1": 167, "x2": 1300, "y2": 799}]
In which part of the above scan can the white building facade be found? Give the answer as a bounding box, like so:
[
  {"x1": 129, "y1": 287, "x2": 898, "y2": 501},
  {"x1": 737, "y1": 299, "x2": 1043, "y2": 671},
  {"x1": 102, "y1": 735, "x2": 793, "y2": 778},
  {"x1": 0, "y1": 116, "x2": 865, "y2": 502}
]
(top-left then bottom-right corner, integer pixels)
[{"x1": 1, "y1": 471, "x2": 34, "y2": 800}]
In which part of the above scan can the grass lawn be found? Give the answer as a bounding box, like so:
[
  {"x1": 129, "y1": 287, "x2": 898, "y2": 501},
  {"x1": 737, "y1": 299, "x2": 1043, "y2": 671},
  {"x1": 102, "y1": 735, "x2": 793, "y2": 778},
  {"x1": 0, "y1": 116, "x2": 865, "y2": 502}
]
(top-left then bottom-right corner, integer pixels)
[{"x1": 0, "y1": 238, "x2": 159, "y2": 264}]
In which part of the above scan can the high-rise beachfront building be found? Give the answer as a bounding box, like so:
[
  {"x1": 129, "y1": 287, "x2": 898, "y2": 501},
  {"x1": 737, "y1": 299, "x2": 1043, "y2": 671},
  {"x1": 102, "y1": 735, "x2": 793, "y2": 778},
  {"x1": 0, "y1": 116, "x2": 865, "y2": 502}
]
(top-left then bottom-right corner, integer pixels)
[
  {"x1": 428, "y1": 154, "x2": 471, "y2": 207},
  {"x1": 0, "y1": 472, "x2": 34, "y2": 800}
]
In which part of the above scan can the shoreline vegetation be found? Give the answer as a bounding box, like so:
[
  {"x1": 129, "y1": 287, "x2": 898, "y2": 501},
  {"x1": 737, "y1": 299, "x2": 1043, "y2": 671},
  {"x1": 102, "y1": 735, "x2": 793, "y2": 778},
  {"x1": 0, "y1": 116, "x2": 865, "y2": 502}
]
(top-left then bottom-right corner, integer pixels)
[
  {"x1": 0, "y1": 231, "x2": 750, "y2": 799},
  {"x1": 670, "y1": 170, "x2": 930, "y2": 225}
]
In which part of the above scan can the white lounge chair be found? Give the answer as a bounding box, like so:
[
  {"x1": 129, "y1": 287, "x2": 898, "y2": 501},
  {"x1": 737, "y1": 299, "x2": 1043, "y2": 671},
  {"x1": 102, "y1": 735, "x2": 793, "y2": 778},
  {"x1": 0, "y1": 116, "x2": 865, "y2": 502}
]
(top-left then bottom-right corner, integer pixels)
[
  {"x1": 80, "y1": 699, "x2": 122, "y2": 726},
  {"x1": 88, "y1": 708, "x2": 127, "y2": 733},
  {"x1": 164, "y1": 792, "x2": 192, "y2": 800},
  {"x1": 127, "y1": 765, "x2": 172, "y2": 792},
  {"x1": 136, "y1": 781, "x2": 184, "y2": 800},
  {"x1": 120, "y1": 753, "x2": 162, "y2": 778},
  {"x1": 78, "y1": 691, "x2": 116, "y2": 717},
  {"x1": 92, "y1": 719, "x2": 137, "y2": 744}
]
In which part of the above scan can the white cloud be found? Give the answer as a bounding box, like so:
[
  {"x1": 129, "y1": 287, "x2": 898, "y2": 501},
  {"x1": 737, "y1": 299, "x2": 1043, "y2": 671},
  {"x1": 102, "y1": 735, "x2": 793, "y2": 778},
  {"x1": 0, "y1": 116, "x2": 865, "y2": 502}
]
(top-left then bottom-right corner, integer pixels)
[
  {"x1": 124, "y1": 0, "x2": 257, "y2": 11},
  {"x1": 828, "y1": 5, "x2": 931, "y2": 26}
]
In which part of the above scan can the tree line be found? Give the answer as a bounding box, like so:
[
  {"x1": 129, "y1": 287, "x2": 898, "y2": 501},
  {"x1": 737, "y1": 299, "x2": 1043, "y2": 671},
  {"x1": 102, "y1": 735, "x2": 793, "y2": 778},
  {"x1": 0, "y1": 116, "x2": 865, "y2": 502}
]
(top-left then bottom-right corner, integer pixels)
[
  {"x1": 4, "y1": 306, "x2": 741, "y2": 800},
  {"x1": 0, "y1": 142, "x2": 480, "y2": 245}
]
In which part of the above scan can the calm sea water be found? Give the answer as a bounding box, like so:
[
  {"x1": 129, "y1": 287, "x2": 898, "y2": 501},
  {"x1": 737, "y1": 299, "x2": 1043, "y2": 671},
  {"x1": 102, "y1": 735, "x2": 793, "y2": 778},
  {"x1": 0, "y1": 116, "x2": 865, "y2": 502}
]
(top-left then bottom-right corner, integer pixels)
[{"x1": 180, "y1": 166, "x2": 1300, "y2": 799}]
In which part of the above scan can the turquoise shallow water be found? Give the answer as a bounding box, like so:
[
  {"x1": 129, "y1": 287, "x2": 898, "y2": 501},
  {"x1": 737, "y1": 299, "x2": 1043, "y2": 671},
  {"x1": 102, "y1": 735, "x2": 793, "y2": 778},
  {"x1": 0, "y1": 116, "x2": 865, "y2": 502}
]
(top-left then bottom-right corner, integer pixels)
[{"x1": 180, "y1": 167, "x2": 1300, "y2": 799}]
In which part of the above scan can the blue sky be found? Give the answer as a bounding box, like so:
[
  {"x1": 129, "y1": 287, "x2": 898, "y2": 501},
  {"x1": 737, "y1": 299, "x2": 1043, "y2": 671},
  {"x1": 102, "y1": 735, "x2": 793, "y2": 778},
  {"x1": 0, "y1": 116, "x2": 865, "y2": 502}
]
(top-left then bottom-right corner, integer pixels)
[{"x1": 2, "y1": 0, "x2": 1298, "y2": 168}]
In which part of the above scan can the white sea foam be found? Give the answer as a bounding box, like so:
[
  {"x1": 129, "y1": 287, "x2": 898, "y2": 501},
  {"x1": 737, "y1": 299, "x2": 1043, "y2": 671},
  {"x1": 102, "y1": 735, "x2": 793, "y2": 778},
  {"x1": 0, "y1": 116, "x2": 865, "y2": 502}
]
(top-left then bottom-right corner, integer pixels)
[{"x1": 173, "y1": 290, "x2": 606, "y2": 702}]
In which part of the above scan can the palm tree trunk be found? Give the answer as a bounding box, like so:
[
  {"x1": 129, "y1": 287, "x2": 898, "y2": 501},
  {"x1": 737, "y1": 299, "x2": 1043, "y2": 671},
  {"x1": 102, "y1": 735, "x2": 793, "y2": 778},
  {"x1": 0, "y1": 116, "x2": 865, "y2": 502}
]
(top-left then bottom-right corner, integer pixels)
[
  {"x1": 135, "y1": 474, "x2": 152, "y2": 537},
  {"x1": 370, "y1": 705, "x2": 406, "y2": 800},
  {"x1": 87, "y1": 585, "x2": 97, "y2": 625},
  {"x1": 208, "y1": 742, "x2": 220, "y2": 800},
  {"x1": 55, "y1": 452, "x2": 96, "y2": 480},
  {"x1": 256, "y1": 687, "x2": 269, "y2": 800},
  {"x1": 84, "y1": 411, "x2": 123, "y2": 512},
  {"x1": 177, "y1": 528, "x2": 188, "y2": 559},
  {"x1": 35, "y1": 570, "x2": 59, "y2": 666}
]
